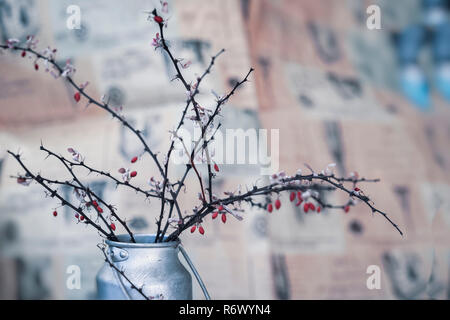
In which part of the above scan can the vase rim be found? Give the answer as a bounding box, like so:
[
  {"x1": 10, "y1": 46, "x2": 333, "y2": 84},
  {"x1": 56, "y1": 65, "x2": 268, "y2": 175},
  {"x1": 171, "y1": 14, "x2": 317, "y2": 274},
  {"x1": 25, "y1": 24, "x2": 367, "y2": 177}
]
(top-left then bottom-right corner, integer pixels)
[{"x1": 105, "y1": 234, "x2": 180, "y2": 249}]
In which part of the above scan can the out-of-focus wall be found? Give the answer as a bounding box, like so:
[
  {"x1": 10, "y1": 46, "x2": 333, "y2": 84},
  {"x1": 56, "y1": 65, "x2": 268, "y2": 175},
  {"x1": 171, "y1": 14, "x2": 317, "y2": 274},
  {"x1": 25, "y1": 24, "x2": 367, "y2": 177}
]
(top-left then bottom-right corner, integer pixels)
[
  {"x1": 0, "y1": 0, "x2": 449, "y2": 299},
  {"x1": 244, "y1": 0, "x2": 450, "y2": 299}
]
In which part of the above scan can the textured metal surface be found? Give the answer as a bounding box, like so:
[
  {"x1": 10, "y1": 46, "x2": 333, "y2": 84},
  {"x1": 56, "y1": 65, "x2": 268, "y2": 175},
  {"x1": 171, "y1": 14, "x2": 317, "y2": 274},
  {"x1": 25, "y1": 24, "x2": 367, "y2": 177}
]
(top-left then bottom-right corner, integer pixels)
[{"x1": 96, "y1": 234, "x2": 192, "y2": 300}]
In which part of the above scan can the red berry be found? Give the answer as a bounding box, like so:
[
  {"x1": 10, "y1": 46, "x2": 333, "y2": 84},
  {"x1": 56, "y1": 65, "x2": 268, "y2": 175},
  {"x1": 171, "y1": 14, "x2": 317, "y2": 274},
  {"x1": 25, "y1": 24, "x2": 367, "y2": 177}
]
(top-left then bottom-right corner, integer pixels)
[
  {"x1": 303, "y1": 203, "x2": 309, "y2": 213},
  {"x1": 290, "y1": 192, "x2": 296, "y2": 202},
  {"x1": 74, "y1": 92, "x2": 81, "y2": 102},
  {"x1": 297, "y1": 191, "x2": 303, "y2": 200},
  {"x1": 130, "y1": 171, "x2": 137, "y2": 178},
  {"x1": 212, "y1": 212, "x2": 219, "y2": 219},
  {"x1": 110, "y1": 223, "x2": 116, "y2": 231},
  {"x1": 80, "y1": 215, "x2": 85, "y2": 221},
  {"x1": 275, "y1": 199, "x2": 281, "y2": 210},
  {"x1": 309, "y1": 203, "x2": 316, "y2": 211},
  {"x1": 354, "y1": 187, "x2": 360, "y2": 192},
  {"x1": 17, "y1": 177, "x2": 26, "y2": 184},
  {"x1": 154, "y1": 15, "x2": 163, "y2": 24},
  {"x1": 218, "y1": 205, "x2": 224, "y2": 212},
  {"x1": 344, "y1": 206, "x2": 350, "y2": 213},
  {"x1": 97, "y1": 206, "x2": 103, "y2": 214},
  {"x1": 92, "y1": 200, "x2": 98, "y2": 207},
  {"x1": 267, "y1": 203, "x2": 273, "y2": 213},
  {"x1": 131, "y1": 156, "x2": 138, "y2": 163},
  {"x1": 190, "y1": 225, "x2": 196, "y2": 233},
  {"x1": 296, "y1": 199, "x2": 303, "y2": 206},
  {"x1": 53, "y1": 210, "x2": 58, "y2": 217},
  {"x1": 221, "y1": 213, "x2": 227, "y2": 223},
  {"x1": 199, "y1": 226, "x2": 205, "y2": 235},
  {"x1": 75, "y1": 213, "x2": 79, "y2": 219},
  {"x1": 214, "y1": 163, "x2": 219, "y2": 172},
  {"x1": 34, "y1": 63, "x2": 39, "y2": 71},
  {"x1": 317, "y1": 207, "x2": 321, "y2": 213},
  {"x1": 21, "y1": 50, "x2": 26, "y2": 57}
]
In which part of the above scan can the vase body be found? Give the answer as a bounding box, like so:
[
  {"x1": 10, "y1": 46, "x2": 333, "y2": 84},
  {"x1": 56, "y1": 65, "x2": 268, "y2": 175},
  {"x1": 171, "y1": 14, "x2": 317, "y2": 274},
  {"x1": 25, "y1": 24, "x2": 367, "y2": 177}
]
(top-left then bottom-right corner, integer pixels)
[{"x1": 96, "y1": 234, "x2": 192, "y2": 300}]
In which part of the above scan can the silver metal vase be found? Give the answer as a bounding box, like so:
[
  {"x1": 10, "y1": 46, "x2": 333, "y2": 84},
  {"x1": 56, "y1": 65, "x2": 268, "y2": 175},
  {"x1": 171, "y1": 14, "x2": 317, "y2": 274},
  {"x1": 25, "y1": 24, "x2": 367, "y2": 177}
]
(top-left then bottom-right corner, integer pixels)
[{"x1": 96, "y1": 234, "x2": 210, "y2": 300}]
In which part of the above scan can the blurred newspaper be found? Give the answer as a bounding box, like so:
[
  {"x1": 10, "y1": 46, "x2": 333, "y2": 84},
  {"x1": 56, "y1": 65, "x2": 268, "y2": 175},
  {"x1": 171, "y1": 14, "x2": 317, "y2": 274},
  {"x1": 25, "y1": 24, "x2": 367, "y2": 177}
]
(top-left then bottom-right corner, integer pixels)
[{"x1": 0, "y1": 0, "x2": 448, "y2": 300}]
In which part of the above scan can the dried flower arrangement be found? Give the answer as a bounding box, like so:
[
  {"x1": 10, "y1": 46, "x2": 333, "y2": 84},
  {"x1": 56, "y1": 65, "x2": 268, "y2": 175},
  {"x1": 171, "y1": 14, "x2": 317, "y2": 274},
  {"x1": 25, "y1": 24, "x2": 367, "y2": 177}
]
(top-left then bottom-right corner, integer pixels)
[{"x1": 1, "y1": 4, "x2": 402, "y2": 300}]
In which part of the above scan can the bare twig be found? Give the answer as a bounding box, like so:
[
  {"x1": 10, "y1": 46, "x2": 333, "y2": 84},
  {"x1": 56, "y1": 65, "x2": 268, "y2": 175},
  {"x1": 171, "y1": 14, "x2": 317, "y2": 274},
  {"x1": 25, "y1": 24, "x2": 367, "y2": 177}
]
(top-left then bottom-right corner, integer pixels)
[
  {"x1": 98, "y1": 243, "x2": 150, "y2": 300},
  {"x1": 8, "y1": 150, "x2": 114, "y2": 239},
  {"x1": 166, "y1": 173, "x2": 403, "y2": 241},
  {"x1": 39, "y1": 144, "x2": 136, "y2": 242}
]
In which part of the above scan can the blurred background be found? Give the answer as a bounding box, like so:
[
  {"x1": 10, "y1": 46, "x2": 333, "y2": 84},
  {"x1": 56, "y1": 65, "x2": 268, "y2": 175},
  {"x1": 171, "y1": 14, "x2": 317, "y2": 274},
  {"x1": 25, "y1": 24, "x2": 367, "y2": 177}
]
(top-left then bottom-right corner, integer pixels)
[{"x1": 0, "y1": 0, "x2": 449, "y2": 299}]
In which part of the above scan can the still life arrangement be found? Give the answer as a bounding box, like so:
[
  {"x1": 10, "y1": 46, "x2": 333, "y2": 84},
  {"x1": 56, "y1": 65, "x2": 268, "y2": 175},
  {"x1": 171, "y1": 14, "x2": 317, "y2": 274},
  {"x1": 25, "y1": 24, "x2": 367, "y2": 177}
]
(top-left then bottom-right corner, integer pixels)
[{"x1": 1, "y1": 4, "x2": 402, "y2": 300}]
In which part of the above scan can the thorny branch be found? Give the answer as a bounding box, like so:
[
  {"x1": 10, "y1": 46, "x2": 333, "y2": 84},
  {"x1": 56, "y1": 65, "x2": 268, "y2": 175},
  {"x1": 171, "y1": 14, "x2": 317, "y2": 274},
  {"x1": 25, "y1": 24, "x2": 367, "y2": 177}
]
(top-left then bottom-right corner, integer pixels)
[
  {"x1": 98, "y1": 243, "x2": 151, "y2": 300},
  {"x1": 165, "y1": 172, "x2": 403, "y2": 241},
  {"x1": 8, "y1": 150, "x2": 113, "y2": 239},
  {"x1": 0, "y1": 44, "x2": 165, "y2": 179},
  {"x1": 2, "y1": 3, "x2": 403, "y2": 255},
  {"x1": 39, "y1": 144, "x2": 137, "y2": 242},
  {"x1": 153, "y1": 15, "x2": 227, "y2": 241}
]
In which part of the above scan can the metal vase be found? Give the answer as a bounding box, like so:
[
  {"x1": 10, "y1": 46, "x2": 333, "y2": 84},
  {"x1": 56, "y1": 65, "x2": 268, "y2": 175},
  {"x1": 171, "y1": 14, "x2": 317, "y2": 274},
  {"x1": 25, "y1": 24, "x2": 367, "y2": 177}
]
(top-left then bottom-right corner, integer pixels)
[{"x1": 96, "y1": 234, "x2": 209, "y2": 300}]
